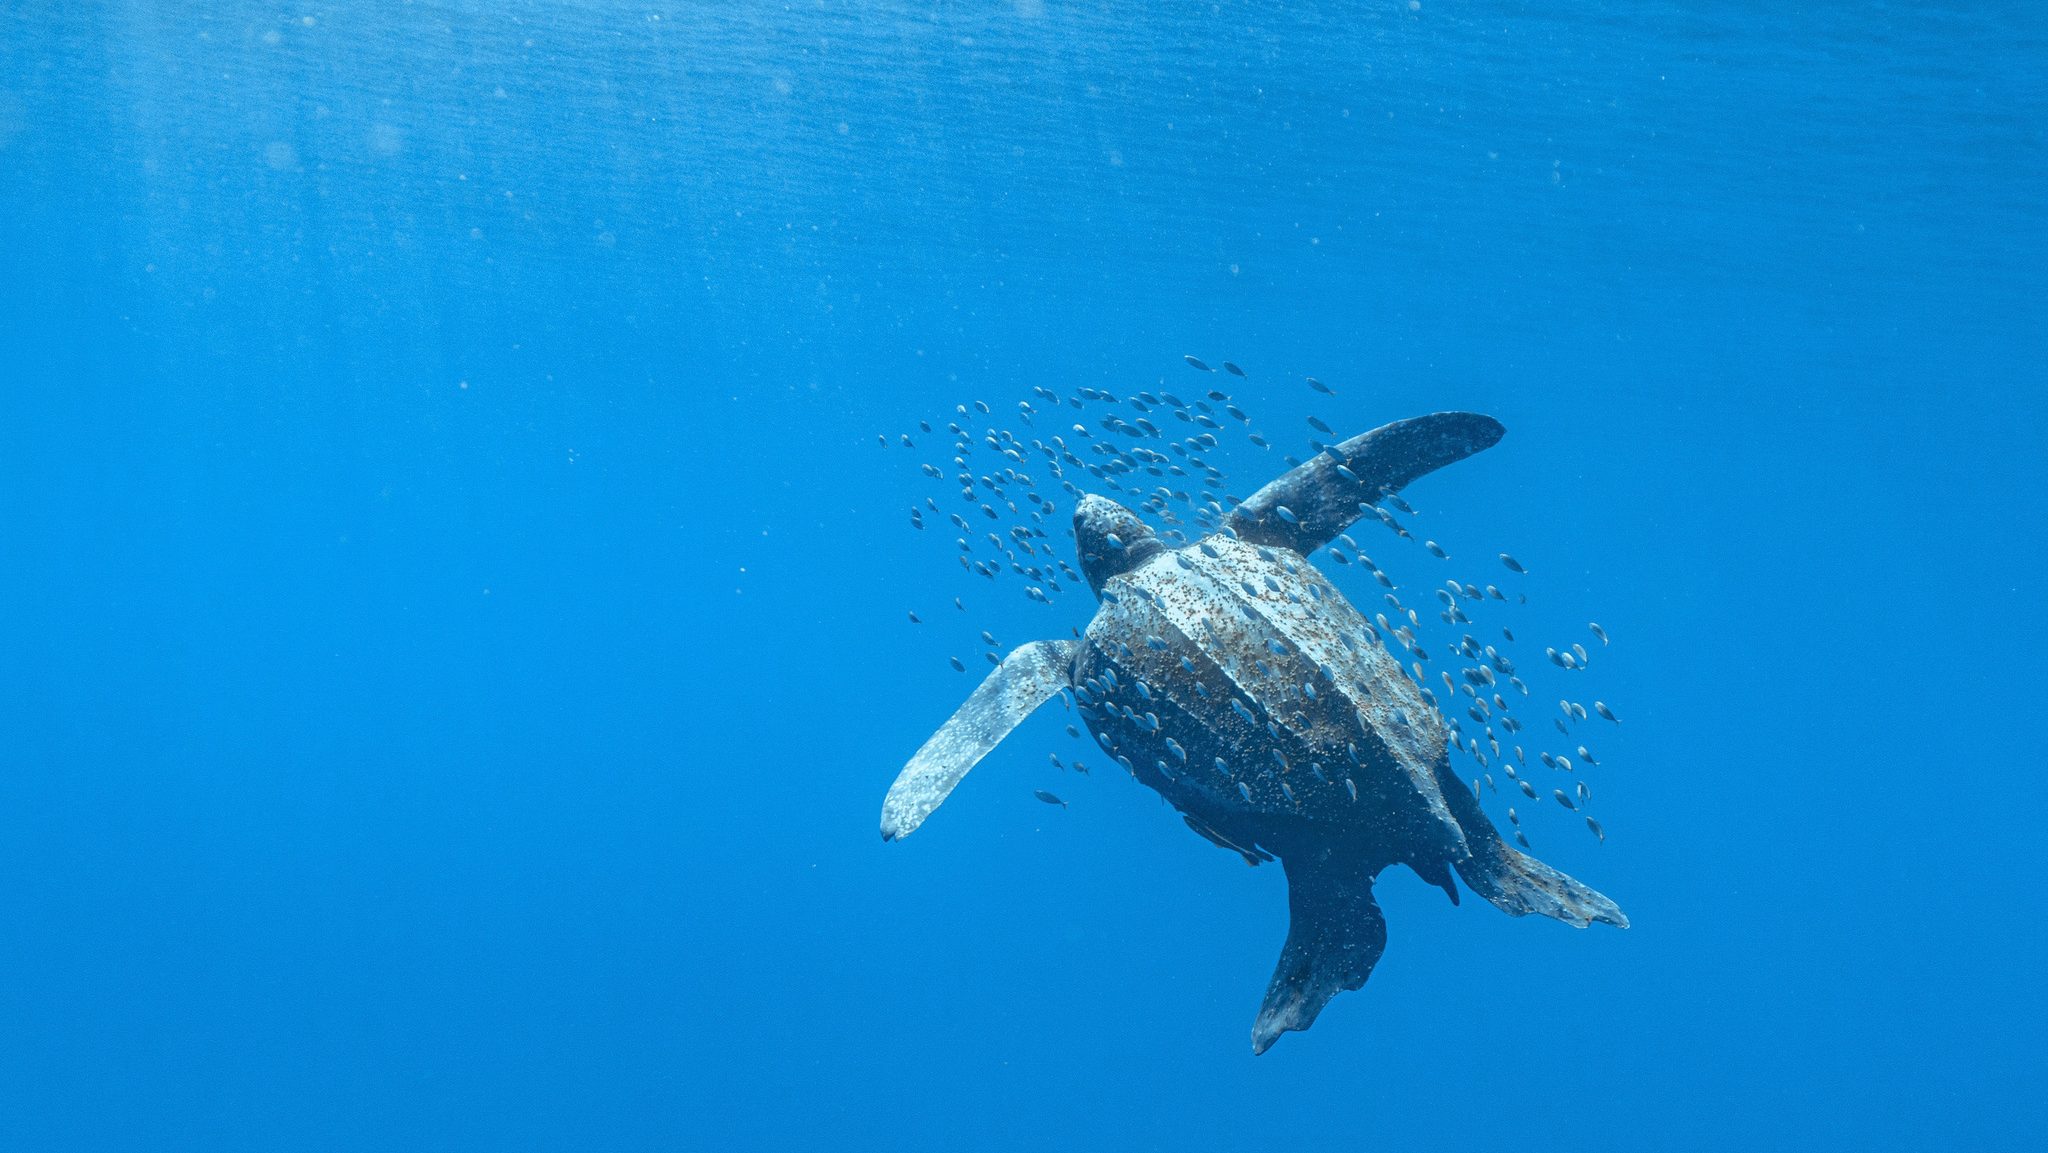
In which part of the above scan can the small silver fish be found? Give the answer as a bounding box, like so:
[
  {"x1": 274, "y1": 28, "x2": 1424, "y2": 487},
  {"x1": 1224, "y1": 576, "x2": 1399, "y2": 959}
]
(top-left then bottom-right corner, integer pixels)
[
  {"x1": 1033, "y1": 789, "x2": 1068, "y2": 808},
  {"x1": 1590, "y1": 622, "x2": 1610, "y2": 646},
  {"x1": 1499, "y1": 553, "x2": 1526, "y2": 574}
]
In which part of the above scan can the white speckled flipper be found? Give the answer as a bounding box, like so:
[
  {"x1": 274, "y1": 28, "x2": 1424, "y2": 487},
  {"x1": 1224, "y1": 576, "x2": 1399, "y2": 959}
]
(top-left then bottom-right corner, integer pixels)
[{"x1": 881, "y1": 639, "x2": 1077, "y2": 841}]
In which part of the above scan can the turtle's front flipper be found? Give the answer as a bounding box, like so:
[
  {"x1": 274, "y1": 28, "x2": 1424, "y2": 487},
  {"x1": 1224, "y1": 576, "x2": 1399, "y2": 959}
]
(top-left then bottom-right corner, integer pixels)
[
  {"x1": 1252, "y1": 846, "x2": 1387, "y2": 1055},
  {"x1": 1228, "y1": 412, "x2": 1504, "y2": 555},
  {"x1": 1432, "y1": 760, "x2": 1629, "y2": 929},
  {"x1": 881, "y1": 639, "x2": 1077, "y2": 841}
]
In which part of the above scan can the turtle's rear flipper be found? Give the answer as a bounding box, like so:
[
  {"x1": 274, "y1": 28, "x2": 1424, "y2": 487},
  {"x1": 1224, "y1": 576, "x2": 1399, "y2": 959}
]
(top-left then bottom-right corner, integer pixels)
[
  {"x1": 1432, "y1": 761, "x2": 1629, "y2": 929},
  {"x1": 1453, "y1": 840, "x2": 1628, "y2": 929},
  {"x1": 1252, "y1": 848, "x2": 1386, "y2": 1055}
]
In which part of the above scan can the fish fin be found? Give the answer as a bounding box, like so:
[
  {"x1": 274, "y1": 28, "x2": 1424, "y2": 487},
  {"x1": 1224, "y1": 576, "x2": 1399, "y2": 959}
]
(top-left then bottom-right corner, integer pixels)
[
  {"x1": 880, "y1": 640, "x2": 1077, "y2": 841},
  {"x1": 1227, "y1": 412, "x2": 1504, "y2": 555},
  {"x1": 1252, "y1": 848, "x2": 1387, "y2": 1055},
  {"x1": 1431, "y1": 758, "x2": 1628, "y2": 928}
]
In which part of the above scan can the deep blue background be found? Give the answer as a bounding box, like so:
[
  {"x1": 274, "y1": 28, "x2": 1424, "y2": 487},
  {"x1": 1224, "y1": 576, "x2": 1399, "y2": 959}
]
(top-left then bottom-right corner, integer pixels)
[{"x1": 2, "y1": 2, "x2": 2044, "y2": 1149}]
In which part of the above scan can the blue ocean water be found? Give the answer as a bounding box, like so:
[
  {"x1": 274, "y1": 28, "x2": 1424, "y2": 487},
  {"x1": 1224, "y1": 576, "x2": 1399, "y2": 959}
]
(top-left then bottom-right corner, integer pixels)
[{"x1": 2, "y1": 2, "x2": 2044, "y2": 1149}]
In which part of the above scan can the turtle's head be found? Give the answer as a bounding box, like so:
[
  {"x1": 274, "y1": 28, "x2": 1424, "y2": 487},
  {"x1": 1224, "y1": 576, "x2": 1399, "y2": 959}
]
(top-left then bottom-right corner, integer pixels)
[{"x1": 1075, "y1": 494, "x2": 1164, "y2": 597}]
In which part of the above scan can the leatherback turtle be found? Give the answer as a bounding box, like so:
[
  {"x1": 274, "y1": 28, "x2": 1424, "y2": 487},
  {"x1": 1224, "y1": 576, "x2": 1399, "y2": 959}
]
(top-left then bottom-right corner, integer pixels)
[{"x1": 881, "y1": 411, "x2": 1627, "y2": 1053}]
